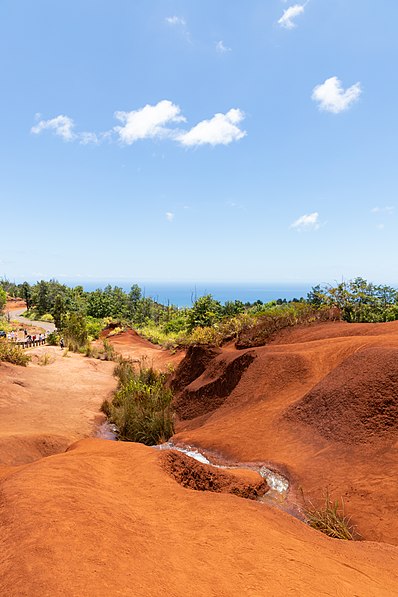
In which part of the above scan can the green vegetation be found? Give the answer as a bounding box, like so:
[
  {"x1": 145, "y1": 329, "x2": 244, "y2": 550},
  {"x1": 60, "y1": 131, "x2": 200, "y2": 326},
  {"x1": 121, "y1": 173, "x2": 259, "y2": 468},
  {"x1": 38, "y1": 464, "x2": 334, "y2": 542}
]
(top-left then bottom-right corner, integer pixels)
[
  {"x1": 101, "y1": 359, "x2": 174, "y2": 445},
  {"x1": 3, "y1": 276, "x2": 398, "y2": 354},
  {"x1": 0, "y1": 339, "x2": 30, "y2": 366},
  {"x1": 0, "y1": 287, "x2": 6, "y2": 313},
  {"x1": 305, "y1": 492, "x2": 355, "y2": 541},
  {"x1": 307, "y1": 277, "x2": 398, "y2": 323}
]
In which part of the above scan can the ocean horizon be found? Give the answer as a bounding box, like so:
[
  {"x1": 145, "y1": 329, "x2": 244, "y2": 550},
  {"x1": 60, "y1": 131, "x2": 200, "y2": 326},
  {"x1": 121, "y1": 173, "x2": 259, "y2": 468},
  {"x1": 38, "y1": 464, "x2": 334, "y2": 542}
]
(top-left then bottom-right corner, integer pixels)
[{"x1": 62, "y1": 281, "x2": 313, "y2": 308}]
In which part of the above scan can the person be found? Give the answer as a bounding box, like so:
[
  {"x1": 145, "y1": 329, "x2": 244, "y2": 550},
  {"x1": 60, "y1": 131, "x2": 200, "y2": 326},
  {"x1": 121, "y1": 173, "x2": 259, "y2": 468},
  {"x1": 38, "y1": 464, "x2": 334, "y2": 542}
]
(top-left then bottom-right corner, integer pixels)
[{"x1": 60, "y1": 337, "x2": 64, "y2": 349}]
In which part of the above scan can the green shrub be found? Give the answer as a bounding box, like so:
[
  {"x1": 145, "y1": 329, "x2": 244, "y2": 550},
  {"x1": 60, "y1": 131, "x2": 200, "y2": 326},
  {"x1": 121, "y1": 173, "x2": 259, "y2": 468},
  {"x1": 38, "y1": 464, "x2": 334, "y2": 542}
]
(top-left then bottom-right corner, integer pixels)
[
  {"x1": 40, "y1": 313, "x2": 54, "y2": 322},
  {"x1": 103, "y1": 359, "x2": 174, "y2": 445},
  {"x1": 46, "y1": 332, "x2": 59, "y2": 346},
  {"x1": 0, "y1": 340, "x2": 30, "y2": 366}
]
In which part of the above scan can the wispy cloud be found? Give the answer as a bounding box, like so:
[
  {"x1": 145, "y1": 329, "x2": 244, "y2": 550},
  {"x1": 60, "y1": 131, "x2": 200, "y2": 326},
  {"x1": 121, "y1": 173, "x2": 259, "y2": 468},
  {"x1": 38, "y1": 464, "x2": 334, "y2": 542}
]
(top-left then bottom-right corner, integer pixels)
[
  {"x1": 165, "y1": 16, "x2": 186, "y2": 26},
  {"x1": 371, "y1": 206, "x2": 394, "y2": 214},
  {"x1": 312, "y1": 76, "x2": 362, "y2": 114},
  {"x1": 114, "y1": 100, "x2": 186, "y2": 144},
  {"x1": 278, "y1": 4, "x2": 306, "y2": 29},
  {"x1": 31, "y1": 115, "x2": 75, "y2": 141},
  {"x1": 290, "y1": 212, "x2": 320, "y2": 231},
  {"x1": 215, "y1": 40, "x2": 231, "y2": 54},
  {"x1": 165, "y1": 212, "x2": 174, "y2": 222},
  {"x1": 177, "y1": 108, "x2": 246, "y2": 147},
  {"x1": 31, "y1": 103, "x2": 247, "y2": 149}
]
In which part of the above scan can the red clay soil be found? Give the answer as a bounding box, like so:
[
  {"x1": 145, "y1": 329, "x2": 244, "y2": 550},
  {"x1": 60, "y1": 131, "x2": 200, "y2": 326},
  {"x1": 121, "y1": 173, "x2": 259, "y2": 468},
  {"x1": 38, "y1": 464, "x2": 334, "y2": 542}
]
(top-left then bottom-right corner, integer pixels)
[
  {"x1": 1, "y1": 439, "x2": 398, "y2": 597},
  {"x1": 161, "y1": 449, "x2": 268, "y2": 499},
  {"x1": 100, "y1": 328, "x2": 184, "y2": 371},
  {"x1": 287, "y1": 346, "x2": 398, "y2": 444},
  {"x1": 173, "y1": 320, "x2": 398, "y2": 545},
  {"x1": 0, "y1": 345, "x2": 116, "y2": 466}
]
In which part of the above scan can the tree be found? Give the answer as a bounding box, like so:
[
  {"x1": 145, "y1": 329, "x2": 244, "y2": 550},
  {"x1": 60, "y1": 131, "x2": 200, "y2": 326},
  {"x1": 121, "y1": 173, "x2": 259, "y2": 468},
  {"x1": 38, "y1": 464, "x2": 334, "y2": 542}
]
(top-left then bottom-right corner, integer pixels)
[
  {"x1": 187, "y1": 295, "x2": 222, "y2": 331},
  {"x1": 0, "y1": 287, "x2": 6, "y2": 313},
  {"x1": 63, "y1": 312, "x2": 88, "y2": 350},
  {"x1": 52, "y1": 294, "x2": 65, "y2": 330},
  {"x1": 21, "y1": 282, "x2": 32, "y2": 310}
]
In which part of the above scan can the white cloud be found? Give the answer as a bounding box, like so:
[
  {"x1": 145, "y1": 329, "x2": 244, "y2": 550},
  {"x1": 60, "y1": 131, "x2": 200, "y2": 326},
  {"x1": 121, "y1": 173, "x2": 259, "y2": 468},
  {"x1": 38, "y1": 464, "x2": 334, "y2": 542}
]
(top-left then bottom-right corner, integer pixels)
[
  {"x1": 31, "y1": 103, "x2": 247, "y2": 149},
  {"x1": 215, "y1": 40, "x2": 231, "y2": 53},
  {"x1": 31, "y1": 115, "x2": 75, "y2": 141},
  {"x1": 371, "y1": 206, "x2": 394, "y2": 214},
  {"x1": 79, "y1": 132, "x2": 99, "y2": 145},
  {"x1": 114, "y1": 100, "x2": 186, "y2": 144},
  {"x1": 165, "y1": 16, "x2": 186, "y2": 26},
  {"x1": 312, "y1": 76, "x2": 362, "y2": 114},
  {"x1": 290, "y1": 212, "x2": 320, "y2": 231},
  {"x1": 165, "y1": 212, "x2": 174, "y2": 222},
  {"x1": 278, "y1": 4, "x2": 305, "y2": 29},
  {"x1": 177, "y1": 108, "x2": 246, "y2": 147}
]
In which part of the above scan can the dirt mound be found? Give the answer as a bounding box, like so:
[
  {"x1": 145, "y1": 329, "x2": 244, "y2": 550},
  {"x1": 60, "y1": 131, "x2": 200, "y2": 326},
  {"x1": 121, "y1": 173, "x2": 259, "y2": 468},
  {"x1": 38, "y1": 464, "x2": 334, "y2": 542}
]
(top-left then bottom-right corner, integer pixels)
[
  {"x1": 287, "y1": 347, "x2": 398, "y2": 444},
  {"x1": 1, "y1": 439, "x2": 398, "y2": 596},
  {"x1": 102, "y1": 328, "x2": 184, "y2": 370},
  {"x1": 174, "y1": 350, "x2": 256, "y2": 421},
  {"x1": 171, "y1": 345, "x2": 221, "y2": 393},
  {"x1": 161, "y1": 450, "x2": 268, "y2": 499},
  {"x1": 0, "y1": 434, "x2": 71, "y2": 466}
]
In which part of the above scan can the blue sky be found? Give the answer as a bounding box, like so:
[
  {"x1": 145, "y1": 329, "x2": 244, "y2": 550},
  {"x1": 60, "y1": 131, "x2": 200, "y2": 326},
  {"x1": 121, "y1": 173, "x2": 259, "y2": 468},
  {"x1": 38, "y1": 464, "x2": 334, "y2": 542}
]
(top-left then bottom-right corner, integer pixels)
[{"x1": 1, "y1": 0, "x2": 398, "y2": 285}]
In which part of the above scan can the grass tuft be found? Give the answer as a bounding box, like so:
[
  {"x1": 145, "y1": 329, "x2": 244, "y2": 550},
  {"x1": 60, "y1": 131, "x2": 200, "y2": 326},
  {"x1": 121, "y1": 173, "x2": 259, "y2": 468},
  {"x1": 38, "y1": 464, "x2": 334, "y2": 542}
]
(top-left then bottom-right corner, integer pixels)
[{"x1": 304, "y1": 491, "x2": 355, "y2": 540}]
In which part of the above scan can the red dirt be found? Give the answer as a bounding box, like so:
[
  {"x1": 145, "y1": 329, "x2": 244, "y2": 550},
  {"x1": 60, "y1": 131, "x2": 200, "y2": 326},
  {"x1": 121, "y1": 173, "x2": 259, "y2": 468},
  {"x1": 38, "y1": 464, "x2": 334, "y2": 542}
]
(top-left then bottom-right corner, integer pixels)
[
  {"x1": 1, "y1": 439, "x2": 398, "y2": 596},
  {"x1": 2, "y1": 320, "x2": 398, "y2": 594},
  {"x1": 0, "y1": 345, "x2": 116, "y2": 465},
  {"x1": 173, "y1": 320, "x2": 398, "y2": 545},
  {"x1": 287, "y1": 346, "x2": 398, "y2": 444},
  {"x1": 99, "y1": 328, "x2": 185, "y2": 371},
  {"x1": 161, "y1": 450, "x2": 268, "y2": 499}
]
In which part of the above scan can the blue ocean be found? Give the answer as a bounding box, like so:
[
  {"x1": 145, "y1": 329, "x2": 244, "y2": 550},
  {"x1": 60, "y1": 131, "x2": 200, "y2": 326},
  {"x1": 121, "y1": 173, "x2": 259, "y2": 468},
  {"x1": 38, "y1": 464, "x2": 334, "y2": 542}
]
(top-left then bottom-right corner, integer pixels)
[{"x1": 67, "y1": 281, "x2": 313, "y2": 308}]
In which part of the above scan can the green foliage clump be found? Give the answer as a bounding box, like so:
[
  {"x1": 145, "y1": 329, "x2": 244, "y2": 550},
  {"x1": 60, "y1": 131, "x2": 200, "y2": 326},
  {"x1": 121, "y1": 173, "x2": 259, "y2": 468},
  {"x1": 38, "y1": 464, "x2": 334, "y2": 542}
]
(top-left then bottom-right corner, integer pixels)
[
  {"x1": 0, "y1": 287, "x2": 6, "y2": 312},
  {"x1": 46, "y1": 332, "x2": 59, "y2": 346},
  {"x1": 102, "y1": 359, "x2": 174, "y2": 445},
  {"x1": 40, "y1": 313, "x2": 54, "y2": 322},
  {"x1": 307, "y1": 277, "x2": 398, "y2": 323},
  {"x1": 0, "y1": 339, "x2": 30, "y2": 366},
  {"x1": 63, "y1": 312, "x2": 88, "y2": 352},
  {"x1": 187, "y1": 294, "x2": 223, "y2": 331}
]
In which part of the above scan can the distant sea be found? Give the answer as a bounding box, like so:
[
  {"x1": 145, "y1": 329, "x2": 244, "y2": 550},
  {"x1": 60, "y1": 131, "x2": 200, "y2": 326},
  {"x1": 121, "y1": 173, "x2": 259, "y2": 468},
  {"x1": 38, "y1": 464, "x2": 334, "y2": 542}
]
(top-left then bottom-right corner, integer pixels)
[{"x1": 67, "y1": 281, "x2": 312, "y2": 308}]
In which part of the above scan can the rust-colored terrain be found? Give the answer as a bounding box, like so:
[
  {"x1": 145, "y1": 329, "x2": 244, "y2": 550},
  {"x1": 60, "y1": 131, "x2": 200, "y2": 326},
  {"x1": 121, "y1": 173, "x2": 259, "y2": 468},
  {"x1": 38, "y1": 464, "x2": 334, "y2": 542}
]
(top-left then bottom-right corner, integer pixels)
[{"x1": 1, "y1": 319, "x2": 398, "y2": 595}]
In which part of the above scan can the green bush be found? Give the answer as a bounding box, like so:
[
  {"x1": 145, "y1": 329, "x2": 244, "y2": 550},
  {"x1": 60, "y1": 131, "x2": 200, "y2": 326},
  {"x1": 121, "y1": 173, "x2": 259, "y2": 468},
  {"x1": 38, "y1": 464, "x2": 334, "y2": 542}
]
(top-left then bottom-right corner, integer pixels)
[
  {"x1": 40, "y1": 313, "x2": 54, "y2": 322},
  {"x1": 102, "y1": 360, "x2": 174, "y2": 445},
  {"x1": 46, "y1": 332, "x2": 59, "y2": 346},
  {"x1": 0, "y1": 340, "x2": 30, "y2": 366}
]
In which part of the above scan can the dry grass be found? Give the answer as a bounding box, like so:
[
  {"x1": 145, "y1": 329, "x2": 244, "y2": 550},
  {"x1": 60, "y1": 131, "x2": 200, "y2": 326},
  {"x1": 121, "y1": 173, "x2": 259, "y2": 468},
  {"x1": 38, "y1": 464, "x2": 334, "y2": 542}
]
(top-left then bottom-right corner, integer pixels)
[
  {"x1": 38, "y1": 352, "x2": 55, "y2": 366},
  {"x1": 304, "y1": 491, "x2": 355, "y2": 540}
]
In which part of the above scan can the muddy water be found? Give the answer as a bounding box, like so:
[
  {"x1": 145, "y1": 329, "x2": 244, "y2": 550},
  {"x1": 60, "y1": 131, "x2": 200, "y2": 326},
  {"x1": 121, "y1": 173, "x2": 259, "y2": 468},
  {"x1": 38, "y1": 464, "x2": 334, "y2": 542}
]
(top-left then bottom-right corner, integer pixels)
[
  {"x1": 155, "y1": 441, "x2": 299, "y2": 514},
  {"x1": 96, "y1": 421, "x2": 118, "y2": 440}
]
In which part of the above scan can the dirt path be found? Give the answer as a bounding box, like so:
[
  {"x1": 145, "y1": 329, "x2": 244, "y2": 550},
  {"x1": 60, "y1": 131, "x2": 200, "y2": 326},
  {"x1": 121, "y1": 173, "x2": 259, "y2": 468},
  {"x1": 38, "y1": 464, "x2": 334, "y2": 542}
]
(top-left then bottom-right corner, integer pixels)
[{"x1": 0, "y1": 345, "x2": 116, "y2": 465}]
